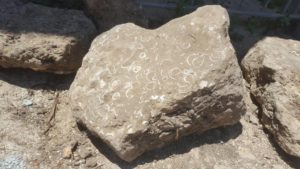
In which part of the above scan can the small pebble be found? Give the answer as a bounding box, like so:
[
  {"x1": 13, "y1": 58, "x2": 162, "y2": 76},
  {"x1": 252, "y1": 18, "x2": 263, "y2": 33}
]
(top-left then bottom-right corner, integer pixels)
[
  {"x1": 22, "y1": 99, "x2": 33, "y2": 107},
  {"x1": 79, "y1": 148, "x2": 93, "y2": 159},
  {"x1": 63, "y1": 147, "x2": 73, "y2": 159},
  {"x1": 74, "y1": 159, "x2": 85, "y2": 166},
  {"x1": 86, "y1": 158, "x2": 97, "y2": 168},
  {"x1": 73, "y1": 153, "x2": 80, "y2": 161}
]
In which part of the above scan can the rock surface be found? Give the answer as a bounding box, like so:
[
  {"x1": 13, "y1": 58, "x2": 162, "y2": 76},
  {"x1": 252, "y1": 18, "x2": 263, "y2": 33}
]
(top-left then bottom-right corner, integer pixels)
[
  {"x1": 84, "y1": 0, "x2": 148, "y2": 31},
  {"x1": 70, "y1": 5, "x2": 246, "y2": 162},
  {"x1": 1, "y1": 69, "x2": 297, "y2": 169},
  {"x1": 242, "y1": 37, "x2": 300, "y2": 158},
  {"x1": 0, "y1": 0, "x2": 96, "y2": 74}
]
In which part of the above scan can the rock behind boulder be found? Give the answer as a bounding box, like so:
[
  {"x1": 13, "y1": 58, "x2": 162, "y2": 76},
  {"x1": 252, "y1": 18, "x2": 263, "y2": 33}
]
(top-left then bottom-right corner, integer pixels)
[
  {"x1": 242, "y1": 37, "x2": 300, "y2": 158},
  {"x1": 83, "y1": 0, "x2": 148, "y2": 31},
  {"x1": 0, "y1": 0, "x2": 96, "y2": 74},
  {"x1": 70, "y1": 5, "x2": 246, "y2": 161}
]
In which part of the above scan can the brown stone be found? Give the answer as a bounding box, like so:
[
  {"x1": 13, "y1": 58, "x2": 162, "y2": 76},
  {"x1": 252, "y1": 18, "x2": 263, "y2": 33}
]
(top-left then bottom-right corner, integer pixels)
[
  {"x1": 63, "y1": 146, "x2": 73, "y2": 159},
  {"x1": 0, "y1": 0, "x2": 96, "y2": 74},
  {"x1": 242, "y1": 37, "x2": 300, "y2": 158},
  {"x1": 70, "y1": 5, "x2": 246, "y2": 161}
]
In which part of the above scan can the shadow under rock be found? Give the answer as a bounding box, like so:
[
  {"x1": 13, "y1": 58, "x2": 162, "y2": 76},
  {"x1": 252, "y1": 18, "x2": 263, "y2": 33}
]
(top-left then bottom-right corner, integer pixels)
[
  {"x1": 249, "y1": 93, "x2": 300, "y2": 169},
  {"x1": 229, "y1": 16, "x2": 300, "y2": 61},
  {"x1": 78, "y1": 121, "x2": 242, "y2": 169},
  {"x1": 268, "y1": 133, "x2": 300, "y2": 169},
  {"x1": 22, "y1": 0, "x2": 84, "y2": 10},
  {"x1": 0, "y1": 68, "x2": 75, "y2": 90}
]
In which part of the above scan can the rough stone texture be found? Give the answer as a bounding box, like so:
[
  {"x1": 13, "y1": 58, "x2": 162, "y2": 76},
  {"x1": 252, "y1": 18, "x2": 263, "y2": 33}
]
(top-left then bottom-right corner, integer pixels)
[
  {"x1": 84, "y1": 0, "x2": 148, "y2": 31},
  {"x1": 1, "y1": 70, "x2": 298, "y2": 169},
  {"x1": 242, "y1": 37, "x2": 300, "y2": 158},
  {"x1": 70, "y1": 5, "x2": 246, "y2": 162},
  {"x1": 0, "y1": 0, "x2": 96, "y2": 74}
]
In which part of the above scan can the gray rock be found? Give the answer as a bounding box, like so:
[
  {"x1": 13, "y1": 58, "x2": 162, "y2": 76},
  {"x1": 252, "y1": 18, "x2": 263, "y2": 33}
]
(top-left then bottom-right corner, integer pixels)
[
  {"x1": 70, "y1": 5, "x2": 246, "y2": 161},
  {"x1": 85, "y1": 157, "x2": 97, "y2": 168},
  {"x1": 0, "y1": 0, "x2": 96, "y2": 74},
  {"x1": 74, "y1": 159, "x2": 86, "y2": 166},
  {"x1": 79, "y1": 149, "x2": 93, "y2": 159},
  {"x1": 242, "y1": 37, "x2": 300, "y2": 158},
  {"x1": 63, "y1": 146, "x2": 73, "y2": 159}
]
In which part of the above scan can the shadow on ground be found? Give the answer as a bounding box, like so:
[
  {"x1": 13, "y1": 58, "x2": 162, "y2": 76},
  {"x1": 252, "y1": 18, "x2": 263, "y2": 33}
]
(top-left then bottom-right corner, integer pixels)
[
  {"x1": 78, "y1": 121, "x2": 242, "y2": 169},
  {"x1": 267, "y1": 132, "x2": 300, "y2": 169},
  {"x1": 249, "y1": 92, "x2": 300, "y2": 169},
  {"x1": 228, "y1": 16, "x2": 300, "y2": 61},
  {"x1": 0, "y1": 68, "x2": 75, "y2": 90}
]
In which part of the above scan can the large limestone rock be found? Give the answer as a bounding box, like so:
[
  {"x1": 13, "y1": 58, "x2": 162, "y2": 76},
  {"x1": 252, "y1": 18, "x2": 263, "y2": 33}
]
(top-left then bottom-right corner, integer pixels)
[
  {"x1": 0, "y1": 0, "x2": 96, "y2": 74},
  {"x1": 83, "y1": 0, "x2": 148, "y2": 31},
  {"x1": 70, "y1": 5, "x2": 246, "y2": 161},
  {"x1": 242, "y1": 37, "x2": 300, "y2": 158}
]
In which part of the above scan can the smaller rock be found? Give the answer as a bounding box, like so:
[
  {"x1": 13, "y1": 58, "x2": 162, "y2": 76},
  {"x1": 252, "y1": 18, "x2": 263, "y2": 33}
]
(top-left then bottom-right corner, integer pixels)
[
  {"x1": 63, "y1": 147, "x2": 73, "y2": 159},
  {"x1": 74, "y1": 159, "x2": 86, "y2": 166},
  {"x1": 85, "y1": 158, "x2": 97, "y2": 168},
  {"x1": 71, "y1": 122, "x2": 77, "y2": 128},
  {"x1": 22, "y1": 99, "x2": 33, "y2": 107},
  {"x1": 63, "y1": 141, "x2": 78, "y2": 159},
  {"x1": 79, "y1": 149, "x2": 93, "y2": 159},
  {"x1": 73, "y1": 153, "x2": 80, "y2": 161},
  {"x1": 242, "y1": 37, "x2": 300, "y2": 158}
]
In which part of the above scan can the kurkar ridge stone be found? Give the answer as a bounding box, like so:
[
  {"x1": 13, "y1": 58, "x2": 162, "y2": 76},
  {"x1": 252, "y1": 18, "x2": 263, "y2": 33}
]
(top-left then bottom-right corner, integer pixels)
[
  {"x1": 242, "y1": 37, "x2": 300, "y2": 158},
  {"x1": 0, "y1": 0, "x2": 96, "y2": 74},
  {"x1": 70, "y1": 5, "x2": 246, "y2": 161}
]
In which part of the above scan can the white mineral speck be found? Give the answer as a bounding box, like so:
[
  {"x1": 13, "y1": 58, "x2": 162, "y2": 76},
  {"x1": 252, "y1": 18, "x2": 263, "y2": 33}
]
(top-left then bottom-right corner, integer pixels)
[{"x1": 199, "y1": 81, "x2": 208, "y2": 89}]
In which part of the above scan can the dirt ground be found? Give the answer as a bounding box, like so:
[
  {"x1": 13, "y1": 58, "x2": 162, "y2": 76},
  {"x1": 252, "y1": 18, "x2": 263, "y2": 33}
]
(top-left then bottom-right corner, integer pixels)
[{"x1": 0, "y1": 68, "x2": 300, "y2": 169}]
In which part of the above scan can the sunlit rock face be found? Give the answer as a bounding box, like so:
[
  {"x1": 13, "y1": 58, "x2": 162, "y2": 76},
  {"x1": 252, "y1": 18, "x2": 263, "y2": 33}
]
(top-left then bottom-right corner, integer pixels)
[
  {"x1": 70, "y1": 5, "x2": 246, "y2": 162},
  {"x1": 242, "y1": 37, "x2": 300, "y2": 158},
  {"x1": 0, "y1": 0, "x2": 96, "y2": 74}
]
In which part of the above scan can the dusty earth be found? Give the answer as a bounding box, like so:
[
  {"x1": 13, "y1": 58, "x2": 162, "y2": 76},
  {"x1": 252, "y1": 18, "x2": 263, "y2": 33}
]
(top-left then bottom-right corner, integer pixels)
[{"x1": 0, "y1": 68, "x2": 299, "y2": 169}]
